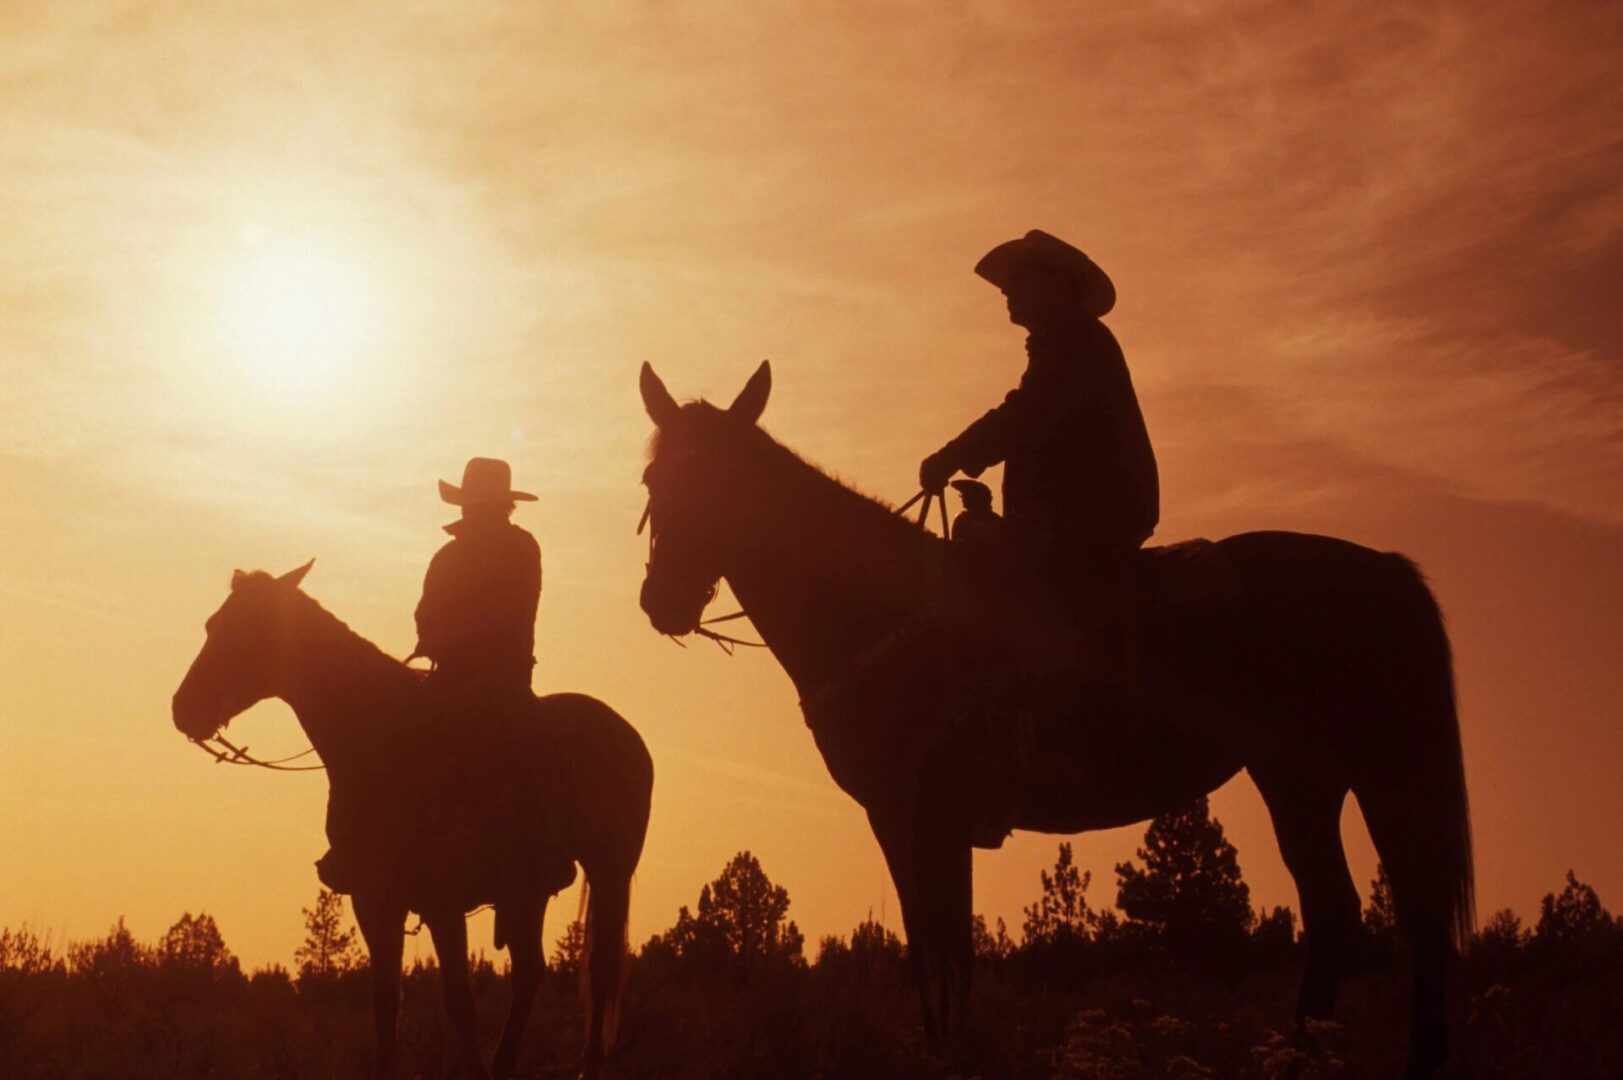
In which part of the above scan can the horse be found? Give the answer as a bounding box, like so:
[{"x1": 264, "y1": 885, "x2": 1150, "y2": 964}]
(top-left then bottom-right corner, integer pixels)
[
  {"x1": 171, "y1": 563, "x2": 653, "y2": 1080},
  {"x1": 635, "y1": 360, "x2": 1473, "y2": 1079}
]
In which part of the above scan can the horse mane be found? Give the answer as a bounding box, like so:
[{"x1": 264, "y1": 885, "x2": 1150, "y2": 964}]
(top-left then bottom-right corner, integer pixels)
[
  {"x1": 653, "y1": 401, "x2": 936, "y2": 555},
  {"x1": 236, "y1": 570, "x2": 412, "y2": 681}
]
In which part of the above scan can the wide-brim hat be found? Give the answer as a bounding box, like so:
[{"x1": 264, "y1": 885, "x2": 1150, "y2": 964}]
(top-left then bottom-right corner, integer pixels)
[
  {"x1": 439, "y1": 457, "x2": 537, "y2": 506},
  {"x1": 974, "y1": 229, "x2": 1116, "y2": 318}
]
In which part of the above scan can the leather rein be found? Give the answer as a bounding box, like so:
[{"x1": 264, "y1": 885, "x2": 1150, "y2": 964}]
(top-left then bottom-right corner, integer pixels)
[{"x1": 190, "y1": 732, "x2": 325, "y2": 772}]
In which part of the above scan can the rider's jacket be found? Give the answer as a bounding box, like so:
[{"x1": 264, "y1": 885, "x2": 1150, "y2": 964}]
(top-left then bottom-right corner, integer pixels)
[
  {"x1": 944, "y1": 315, "x2": 1158, "y2": 554},
  {"x1": 414, "y1": 517, "x2": 541, "y2": 690}
]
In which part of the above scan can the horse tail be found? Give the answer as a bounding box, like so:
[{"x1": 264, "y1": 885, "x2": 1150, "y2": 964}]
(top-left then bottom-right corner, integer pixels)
[
  {"x1": 580, "y1": 867, "x2": 633, "y2": 1050},
  {"x1": 1388, "y1": 554, "x2": 1476, "y2": 952}
]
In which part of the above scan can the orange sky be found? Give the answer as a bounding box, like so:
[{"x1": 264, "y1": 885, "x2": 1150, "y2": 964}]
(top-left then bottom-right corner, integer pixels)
[{"x1": 2, "y1": 3, "x2": 1620, "y2": 969}]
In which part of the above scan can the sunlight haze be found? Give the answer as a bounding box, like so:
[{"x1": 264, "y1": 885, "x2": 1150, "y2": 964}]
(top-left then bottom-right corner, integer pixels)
[{"x1": 2, "y1": 2, "x2": 1619, "y2": 973}]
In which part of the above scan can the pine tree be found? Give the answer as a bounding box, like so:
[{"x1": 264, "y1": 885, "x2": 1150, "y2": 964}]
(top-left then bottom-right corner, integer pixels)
[
  {"x1": 1472, "y1": 908, "x2": 1527, "y2": 972},
  {"x1": 705, "y1": 852, "x2": 799, "y2": 974},
  {"x1": 971, "y1": 914, "x2": 1014, "y2": 962},
  {"x1": 0, "y1": 926, "x2": 59, "y2": 978},
  {"x1": 550, "y1": 919, "x2": 586, "y2": 978},
  {"x1": 68, "y1": 917, "x2": 152, "y2": 994},
  {"x1": 1535, "y1": 870, "x2": 1612, "y2": 947},
  {"x1": 1532, "y1": 870, "x2": 1618, "y2": 973},
  {"x1": 1251, "y1": 905, "x2": 1298, "y2": 967},
  {"x1": 846, "y1": 914, "x2": 903, "y2": 974},
  {"x1": 294, "y1": 889, "x2": 363, "y2": 984},
  {"x1": 1114, "y1": 796, "x2": 1254, "y2": 973},
  {"x1": 813, "y1": 912, "x2": 904, "y2": 981},
  {"x1": 1022, "y1": 842, "x2": 1094, "y2": 947},
  {"x1": 156, "y1": 912, "x2": 240, "y2": 994},
  {"x1": 1363, "y1": 862, "x2": 1400, "y2": 959},
  {"x1": 658, "y1": 852, "x2": 804, "y2": 981}
]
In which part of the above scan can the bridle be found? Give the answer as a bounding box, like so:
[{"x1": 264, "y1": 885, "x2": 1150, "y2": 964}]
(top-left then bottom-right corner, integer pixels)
[
  {"x1": 190, "y1": 731, "x2": 325, "y2": 772},
  {"x1": 637, "y1": 492, "x2": 766, "y2": 653},
  {"x1": 637, "y1": 482, "x2": 953, "y2": 684}
]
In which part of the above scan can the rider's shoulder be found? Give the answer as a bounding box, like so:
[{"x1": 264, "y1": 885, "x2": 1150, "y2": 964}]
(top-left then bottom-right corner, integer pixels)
[{"x1": 503, "y1": 521, "x2": 541, "y2": 553}]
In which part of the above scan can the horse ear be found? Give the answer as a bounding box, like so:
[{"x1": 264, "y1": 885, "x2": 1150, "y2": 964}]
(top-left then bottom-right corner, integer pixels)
[
  {"x1": 640, "y1": 362, "x2": 681, "y2": 429},
  {"x1": 277, "y1": 559, "x2": 315, "y2": 590},
  {"x1": 231, "y1": 569, "x2": 249, "y2": 590},
  {"x1": 728, "y1": 360, "x2": 772, "y2": 424}
]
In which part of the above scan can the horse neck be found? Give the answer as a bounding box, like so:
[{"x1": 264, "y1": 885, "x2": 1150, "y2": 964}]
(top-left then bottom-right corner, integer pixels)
[
  {"x1": 718, "y1": 434, "x2": 942, "y2": 699},
  {"x1": 277, "y1": 600, "x2": 419, "y2": 775}
]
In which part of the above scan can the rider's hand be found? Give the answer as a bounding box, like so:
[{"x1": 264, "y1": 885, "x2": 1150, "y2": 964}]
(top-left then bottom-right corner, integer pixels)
[{"x1": 919, "y1": 447, "x2": 957, "y2": 493}]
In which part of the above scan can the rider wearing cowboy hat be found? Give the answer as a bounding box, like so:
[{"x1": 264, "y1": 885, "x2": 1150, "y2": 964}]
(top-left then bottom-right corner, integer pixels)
[
  {"x1": 414, "y1": 457, "x2": 542, "y2": 693},
  {"x1": 920, "y1": 230, "x2": 1158, "y2": 685},
  {"x1": 316, "y1": 457, "x2": 542, "y2": 895}
]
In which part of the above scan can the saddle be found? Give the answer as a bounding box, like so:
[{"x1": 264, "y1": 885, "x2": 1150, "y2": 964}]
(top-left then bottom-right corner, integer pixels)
[
  {"x1": 320, "y1": 694, "x2": 576, "y2": 911},
  {"x1": 1122, "y1": 538, "x2": 1245, "y2": 690},
  {"x1": 1135, "y1": 538, "x2": 1244, "y2": 619},
  {"x1": 963, "y1": 537, "x2": 1243, "y2": 849}
]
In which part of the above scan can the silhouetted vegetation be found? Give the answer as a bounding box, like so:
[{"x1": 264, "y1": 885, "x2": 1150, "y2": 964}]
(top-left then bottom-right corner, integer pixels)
[{"x1": 3, "y1": 821, "x2": 1619, "y2": 1077}]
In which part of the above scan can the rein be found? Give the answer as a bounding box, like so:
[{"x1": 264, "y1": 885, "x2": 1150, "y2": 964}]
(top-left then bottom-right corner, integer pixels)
[
  {"x1": 191, "y1": 733, "x2": 326, "y2": 772},
  {"x1": 696, "y1": 611, "x2": 769, "y2": 653},
  {"x1": 895, "y1": 488, "x2": 952, "y2": 537}
]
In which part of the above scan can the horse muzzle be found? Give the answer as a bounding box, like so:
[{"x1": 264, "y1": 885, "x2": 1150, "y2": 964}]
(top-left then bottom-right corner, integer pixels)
[
  {"x1": 171, "y1": 689, "x2": 225, "y2": 741},
  {"x1": 639, "y1": 574, "x2": 711, "y2": 638}
]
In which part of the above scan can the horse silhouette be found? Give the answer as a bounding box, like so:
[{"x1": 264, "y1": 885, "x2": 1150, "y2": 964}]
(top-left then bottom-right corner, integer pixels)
[
  {"x1": 637, "y1": 360, "x2": 1472, "y2": 1079},
  {"x1": 172, "y1": 563, "x2": 652, "y2": 1080}
]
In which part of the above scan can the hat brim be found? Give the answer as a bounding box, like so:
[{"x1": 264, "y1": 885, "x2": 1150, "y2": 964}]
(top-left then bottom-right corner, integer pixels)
[
  {"x1": 974, "y1": 236, "x2": 1116, "y2": 318},
  {"x1": 439, "y1": 479, "x2": 538, "y2": 506}
]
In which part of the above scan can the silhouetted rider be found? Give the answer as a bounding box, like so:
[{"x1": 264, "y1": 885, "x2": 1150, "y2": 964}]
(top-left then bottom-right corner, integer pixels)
[
  {"x1": 920, "y1": 230, "x2": 1158, "y2": 689},
  {"x1": 316, "y1": 457, "x2": 541, "y2": 895},
  {"x1": 414, "y1": 457, "x2": 541, "y2": 695}
]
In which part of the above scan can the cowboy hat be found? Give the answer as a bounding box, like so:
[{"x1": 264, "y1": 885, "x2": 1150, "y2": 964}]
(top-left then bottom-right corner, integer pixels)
[
  {"x1": 974, "y1": 229, "x2": 1116, "y2": 318},
  {"x1": 438, "y1": 457, "x2": 537, "y2": 506},
  {"x1": 950, "y1": 478, "x2": 995, "y2": 513}
]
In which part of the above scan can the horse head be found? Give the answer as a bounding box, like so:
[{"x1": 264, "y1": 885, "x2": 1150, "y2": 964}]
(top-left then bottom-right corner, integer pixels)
[
  {"x1": 637, "y1": 360, "x2": 770, "y2": 637},
  {"x1": 171, "y1": 560, "x2": 314, "y2": 740}
]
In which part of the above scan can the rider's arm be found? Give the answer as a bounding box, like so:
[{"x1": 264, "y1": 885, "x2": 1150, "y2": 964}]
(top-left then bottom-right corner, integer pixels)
[
  {"x1": 945, "y1": 365, "x2": 1090, "y2": 477},
  {"x1": 509, "y1": 531, "x2": 541, "y2": 638},
  {"x1": 413, "y1": 547, "x2": 453, "y2": 659}
]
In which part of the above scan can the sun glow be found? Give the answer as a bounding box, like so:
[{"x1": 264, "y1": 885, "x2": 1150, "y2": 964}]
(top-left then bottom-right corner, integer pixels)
[{"x1": 216, "y1": 226, "x2": 380, "y2": 399}]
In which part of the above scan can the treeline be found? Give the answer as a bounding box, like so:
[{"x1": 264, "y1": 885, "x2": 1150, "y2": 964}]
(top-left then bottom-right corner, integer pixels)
[
  {"x1": 3, "y1": 798, "x2": 1620, "y2": 1077},
  {"x1": 613, "y1": 797, "x2": 1622, "y2": 987}
]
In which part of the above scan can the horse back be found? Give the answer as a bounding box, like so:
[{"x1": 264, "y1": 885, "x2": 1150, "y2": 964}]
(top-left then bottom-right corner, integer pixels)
[{"x1": 527, "y1": 693, "x2": 654, "y2": 876}]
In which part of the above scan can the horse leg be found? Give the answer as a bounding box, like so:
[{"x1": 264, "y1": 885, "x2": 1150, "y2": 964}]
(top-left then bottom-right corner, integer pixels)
[
  {"x1": 582, "y1": 870, "x2": 632, "y2": 1079},
  {"x1": 867, "y1": 805, "x2": 932, "y2": 1034},
  {"x1": 426, "y1": 911, "x2": 489, "y2": 1080},
  {"x1": 1251, "y1": 769, "x2": 1361, "y2": 1022},
  {"x1": 868, "y1": 802, "x2": 962, "y2": 1043},
  {"x1": 352, "y1": 891, "x2": 407, "y2": 1080},
  {"x1": 490, "y1": 896, "x2": 546, "y2": 1080},
  {"x1": 906, "y1": 768, "x2": 977, "y2": 1042},
  {"x1": 1357, "y1": 783, "x2": 1454, "y2": 1079},
  {"x1": 914, "y1": 815, "x2": 974, "y2": 1041}
]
